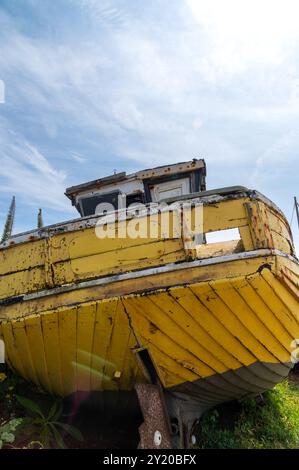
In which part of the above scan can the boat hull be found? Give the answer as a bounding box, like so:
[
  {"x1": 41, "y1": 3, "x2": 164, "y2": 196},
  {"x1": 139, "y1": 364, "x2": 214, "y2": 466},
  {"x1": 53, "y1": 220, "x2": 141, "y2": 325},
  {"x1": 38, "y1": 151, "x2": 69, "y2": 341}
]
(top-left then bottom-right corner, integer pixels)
[
  {"x1": 0, "y1": 251, "x2": 298, "y2": 414},
  {"x1": 1, "y1": 188, "x2": 299, "y2": 432}
]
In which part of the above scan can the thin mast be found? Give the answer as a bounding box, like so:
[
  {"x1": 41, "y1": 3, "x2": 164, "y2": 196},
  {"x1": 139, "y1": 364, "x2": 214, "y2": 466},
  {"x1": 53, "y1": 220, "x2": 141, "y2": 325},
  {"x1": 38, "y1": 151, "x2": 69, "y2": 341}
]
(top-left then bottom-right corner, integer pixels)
[{"x1": 295, "y1": 197, "x2": 299, "y2": 231}]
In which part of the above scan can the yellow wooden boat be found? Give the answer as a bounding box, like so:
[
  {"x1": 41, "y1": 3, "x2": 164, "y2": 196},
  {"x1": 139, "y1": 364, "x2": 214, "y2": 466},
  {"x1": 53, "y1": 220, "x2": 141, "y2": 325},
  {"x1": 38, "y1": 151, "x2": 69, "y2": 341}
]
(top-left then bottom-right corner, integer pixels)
[{"x1": 0, "y1": 159, "x2": 299, "y2": 447}]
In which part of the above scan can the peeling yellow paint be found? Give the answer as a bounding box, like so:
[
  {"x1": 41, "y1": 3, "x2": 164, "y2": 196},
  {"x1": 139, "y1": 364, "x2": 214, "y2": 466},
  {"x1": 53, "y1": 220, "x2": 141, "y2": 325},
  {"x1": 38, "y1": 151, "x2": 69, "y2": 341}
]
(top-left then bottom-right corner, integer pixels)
[{"x1": 0, "y1": 191, "x2": 298, "y2": 399}]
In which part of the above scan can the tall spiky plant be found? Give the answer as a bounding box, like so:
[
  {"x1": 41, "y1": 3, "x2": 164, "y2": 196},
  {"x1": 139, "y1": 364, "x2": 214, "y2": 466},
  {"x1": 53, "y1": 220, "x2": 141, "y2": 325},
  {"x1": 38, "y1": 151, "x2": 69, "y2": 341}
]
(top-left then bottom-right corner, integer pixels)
[
  {"x1": 37, "y1": 208, "x2": 44, "y2": 229},
  {"x1": 1, "y1": 196, "x2": 16, "y2": 244}
]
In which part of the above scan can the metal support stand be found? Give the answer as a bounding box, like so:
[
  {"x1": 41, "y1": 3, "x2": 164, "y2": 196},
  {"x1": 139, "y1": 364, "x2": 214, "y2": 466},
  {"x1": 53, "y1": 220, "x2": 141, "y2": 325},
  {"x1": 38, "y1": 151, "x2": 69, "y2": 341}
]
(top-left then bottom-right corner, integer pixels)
[
  {"x1": 135, "y1": 383, "x2": 172, "y2": 449},
  {"x1": 135, "y1": 382, "x2": 202, "y2": 449}
]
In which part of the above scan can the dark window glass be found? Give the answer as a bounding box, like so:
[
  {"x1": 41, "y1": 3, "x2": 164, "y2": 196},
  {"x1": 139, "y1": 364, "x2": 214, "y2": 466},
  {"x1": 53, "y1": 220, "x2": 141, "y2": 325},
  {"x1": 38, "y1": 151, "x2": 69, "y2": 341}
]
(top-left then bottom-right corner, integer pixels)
[{"x1": 79, "y1": 191, "x2": 120, "y2": 216}]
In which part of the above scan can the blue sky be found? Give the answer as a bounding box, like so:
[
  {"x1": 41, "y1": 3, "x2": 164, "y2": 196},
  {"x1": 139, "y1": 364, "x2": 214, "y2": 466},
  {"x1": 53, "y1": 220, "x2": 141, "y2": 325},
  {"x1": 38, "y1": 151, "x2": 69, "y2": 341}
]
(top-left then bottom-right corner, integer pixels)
[{"x1": 0, "y1": 0, "x2": 299, "y2": 247}]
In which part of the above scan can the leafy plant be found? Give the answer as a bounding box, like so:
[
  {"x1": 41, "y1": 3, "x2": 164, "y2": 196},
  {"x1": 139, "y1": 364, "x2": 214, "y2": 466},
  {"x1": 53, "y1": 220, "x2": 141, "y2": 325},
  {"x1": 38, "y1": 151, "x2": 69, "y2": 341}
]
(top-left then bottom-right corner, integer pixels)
[
  {"x1": 0, "y1": 370, "x2": 25, "y2": 395},
  {"x1": 16, "y1": 396, "x2": 83, "y2": 448},
  {"x1": 0, "y1": 418, "x2": 23, "y2": 449}
]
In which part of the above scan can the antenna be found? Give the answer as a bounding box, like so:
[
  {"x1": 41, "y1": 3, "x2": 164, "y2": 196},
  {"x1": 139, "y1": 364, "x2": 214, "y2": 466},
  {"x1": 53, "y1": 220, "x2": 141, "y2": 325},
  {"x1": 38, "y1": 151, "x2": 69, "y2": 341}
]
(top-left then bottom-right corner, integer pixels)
[
  {"x1": 1, "y1": 196, "x2": 16, "y2": 244},
  {"x1": 295, "y1": 197, "x2": 299, "y2": 231}
]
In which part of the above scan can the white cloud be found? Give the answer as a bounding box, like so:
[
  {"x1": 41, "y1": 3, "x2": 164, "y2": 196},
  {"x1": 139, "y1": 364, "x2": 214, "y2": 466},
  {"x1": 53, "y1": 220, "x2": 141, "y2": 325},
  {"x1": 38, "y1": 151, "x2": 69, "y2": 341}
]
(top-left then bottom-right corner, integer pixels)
[
  {"x1": 192, "y1": 118, "x2": 203, "y2": 129},
  {"x1": 111, "y1": 99, "x2": 144, "y2": 131},
  {"x1": 78, "y1": 0, "x2": 130, "y2": 28},
  {"x1": 0, "y1": 120, "x2": 71, "y2": 212},
  {"x1": 71, "y1": 152, "x2": 87, "y2": 163},
  {"x1": 0, "y1": 79, "x2": 4, "y2": 103},
  {"x1": 250, "y1": 129, "x2": 299, "y2": 187},
  {"x1": 186, "y1": 0, "x2": 299, "y2": 77},
  {"x1": 0, "y1": 0, "x2": 299, "y2": 238}
]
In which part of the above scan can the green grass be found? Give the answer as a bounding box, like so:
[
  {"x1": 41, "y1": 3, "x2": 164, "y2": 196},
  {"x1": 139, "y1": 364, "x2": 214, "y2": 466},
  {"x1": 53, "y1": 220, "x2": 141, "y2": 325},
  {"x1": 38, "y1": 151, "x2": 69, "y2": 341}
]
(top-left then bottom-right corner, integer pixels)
[{"x1": 196, "y1": 379, "x2": 299, "y2": 448}]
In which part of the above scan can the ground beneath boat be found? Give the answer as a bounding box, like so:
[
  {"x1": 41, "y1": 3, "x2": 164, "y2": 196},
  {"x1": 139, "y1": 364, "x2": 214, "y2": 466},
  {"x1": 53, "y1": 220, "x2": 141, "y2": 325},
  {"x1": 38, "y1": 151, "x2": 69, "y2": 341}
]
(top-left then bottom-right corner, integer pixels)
[
  {"x1": 289, "y1": 366, "x2": 299, "y2": 385},
  {"x1": 64, "y1": 407, "x2": 141, "y2": 449},
  {"x1": 0, "y1": 369, "x2": 298, "y2": 449}
]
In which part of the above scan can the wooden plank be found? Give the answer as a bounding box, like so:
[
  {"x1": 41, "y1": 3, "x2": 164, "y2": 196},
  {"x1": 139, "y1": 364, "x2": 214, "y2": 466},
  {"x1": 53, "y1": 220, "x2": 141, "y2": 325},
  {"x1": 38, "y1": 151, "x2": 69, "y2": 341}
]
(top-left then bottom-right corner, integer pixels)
[
  {"x1": 212, "y1": 277, "x2": 287, "y2": 363},
  {"x1": 70, "y1": 239, "x2": 184, "y2": 276},
  {"x1": 11, "y1": 320, "x2": 38, "y2": 384},
  {"x1": 0, "y1": 239, "x2": 46, "y2": 275},
  {"x1": 76, "y1": 303, "x2": 96, "y2": 391},
  {"x1": 0, "y1": 267, "x2": 46, "y2": 300},
  {"x1": 1, "y1": 322, "x2": 26, "y2": 376},
  {"x1": 24, "y1": 315, "x2": 52, "y2": 392},
  {"x1": 230, "y1": 277, "x2": 292, "y2": 353},
  {"x1": 123, "y1": 296, "x2": 216, "y2": 378},
  {"x1": 247, "y1": 273, "x2": 298, "y2": 337},
  {"x1": 262, "y1": 269, "x2": 299, "y2": 325},
  {"x1": 106, "y1": 301, "x2": 138, "y2": 391},
  {"x1": 90, "y1": 300, "x2": 116, "y2": 391},
  {"x1": 151, "y1": 291, "x2": 241, "y2": 370},
  {"x1": 171, "y1": 286, "x2": 254, "y2": 367},
  {"x1": 123, "y1": 297, "x2": 201, "y2": 387},
  {"x1": 58, "y1": 307, "x2": 77, "y2": 395},
  {"x1": 41, "y1": 311, "x2": 63, "y2": 396},
  {"x1": 203, "y1": 199, "x2": 248, "y2": 233},
  {"x1": 238, "y1": 226, "x2": 254, "y2": 251}
]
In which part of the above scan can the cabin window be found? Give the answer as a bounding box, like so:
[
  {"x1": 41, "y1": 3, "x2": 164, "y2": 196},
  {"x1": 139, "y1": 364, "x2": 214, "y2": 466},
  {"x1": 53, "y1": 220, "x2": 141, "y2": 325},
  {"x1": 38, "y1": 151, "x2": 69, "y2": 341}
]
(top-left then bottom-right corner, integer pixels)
[
  {"x1": 79, "y1": 190, "x2": 121, "y2": 216},
  {"x1": 149, "y1": 178, "x2": 190, "y2": 202},
  {"x1": 126, "y1": 192, "x2": 145, "y2": 207}
]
